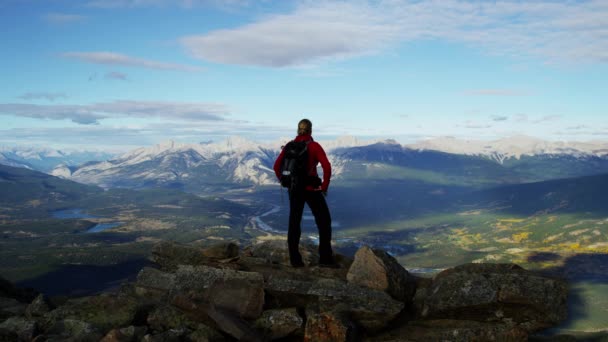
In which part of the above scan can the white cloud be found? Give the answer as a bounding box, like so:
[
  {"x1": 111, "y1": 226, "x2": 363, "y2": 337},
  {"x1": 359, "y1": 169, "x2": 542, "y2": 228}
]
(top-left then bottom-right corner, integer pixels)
[
  {"x1": 44, "y1": 12, "x2": 87, "y2": 24},
  {"x1": 506, "y1": 113, "x2": 562, "y2": 124},
  {"x1": 17, "y1": 92, "x2": 68, "y2": 102},
  {"x1": 62, "y1": 51, "x2": 203, "y2": 72},
  {"x1": 181, "y1": 1, "x2": 397, "y2": 67},
  {"x1": 0, "y1": 104, "x2": 105, "y2": 125},
  {"x1": 180, "y1": 0, "x2": 608, "y2": 67},
  {"x1": 0, "y1": 100, "x2": 230, "y2": 125},
  {"x1": 0, "y1": 121, "x2": 289, "y2": 151}
]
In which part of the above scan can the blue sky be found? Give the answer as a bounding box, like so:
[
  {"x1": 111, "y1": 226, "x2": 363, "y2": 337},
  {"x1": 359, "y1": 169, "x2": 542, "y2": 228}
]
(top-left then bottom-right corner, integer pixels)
[{"x1": 1, "y1": 0, "x2": 607, "y2": 151}]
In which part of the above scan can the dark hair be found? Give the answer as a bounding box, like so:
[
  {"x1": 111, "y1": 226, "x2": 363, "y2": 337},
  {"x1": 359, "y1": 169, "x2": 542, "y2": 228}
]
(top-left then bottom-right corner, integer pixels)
[{"x1": 298, "y1": 119, "x2": 312, "y2": 135}]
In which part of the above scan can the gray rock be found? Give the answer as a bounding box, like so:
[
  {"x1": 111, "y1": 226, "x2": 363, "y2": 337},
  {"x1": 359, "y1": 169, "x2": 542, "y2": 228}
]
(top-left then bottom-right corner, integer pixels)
[
  {"x1": 100, "y1": 326, "x2": 148, "y2": 342},
  {"x1": 347, "y1": 245, "x2": 416, "y2": 303},
  {"x1": 26, "y1": 294, "x2": 52, "y2": 318},
  {"x1": 205, "y1": 305, "x2": 262, "y2": 342},
  {"x1": 0, "y1": 296, "x2": 26, "y2": 319},
  {"x1": 150, "y1": 241, "x2": 210, "y2": 271},
  {"x1": 304, "y1": 308, "x2": 358, "y2": 342},
  {"x1": 46, "y1": 318, "x2": 102, "y2": 342},
  {"x1": 243, "y1": 240, "x2": 319, "y2": 266},
  {"x1": 0, "y1": 316, "x2": 38, "y2": 341},
  {"x1": 141, "y1": 328, "x2": 189, "y2": 342},
  {"x1": 172, "y1": 297, "x2": 262, "y2": 342},
  {"x1": 369, "y1": 319, "x2": 528, "y2": 342},
  {"x1": 135, "y1": 267, "x2": 176, "y2": 299},
  {"x1": 172, "y1": 265, "x2": 265, "y2": 319},
  {"x1": 254, "y1": 308, "x2": 303, "y2": 340},
  {"x1": 265, "y1": 276, "x2": 404, "y2": 331},
  {"x1": 187, "y1": 324, "x2": 229, "y2": 342},
  {"x1": 421, "y1": 263, "x2": 568, "y2": 332},
  {"x1": 201, "y1": 242, "x2": 240, "y2": 259},
  {"x1": 147, "y1": 304, "x2": 195, "y2": 332},
  {"x1": 43, "y1": 293, "x2": 139, "y2": 334}
]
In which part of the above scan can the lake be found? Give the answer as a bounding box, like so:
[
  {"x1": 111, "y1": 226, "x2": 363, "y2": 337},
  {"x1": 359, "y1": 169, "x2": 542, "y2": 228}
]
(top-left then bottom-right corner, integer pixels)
[{"x1": 52, "y1": 209, "x2": 122, "y2": 233}]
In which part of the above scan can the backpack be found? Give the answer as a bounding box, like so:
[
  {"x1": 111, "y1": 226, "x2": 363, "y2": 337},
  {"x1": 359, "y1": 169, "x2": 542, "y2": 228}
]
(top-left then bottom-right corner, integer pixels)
[{"x1": 280, "y1": 140, "x2": 310, "y2": 191}]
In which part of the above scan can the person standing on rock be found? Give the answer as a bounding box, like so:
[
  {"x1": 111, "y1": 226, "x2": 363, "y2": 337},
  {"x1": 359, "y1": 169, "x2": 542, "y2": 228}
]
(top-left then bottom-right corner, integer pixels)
[{"x1": 274, "y1": 118, "x2": 335, "y2": 267}]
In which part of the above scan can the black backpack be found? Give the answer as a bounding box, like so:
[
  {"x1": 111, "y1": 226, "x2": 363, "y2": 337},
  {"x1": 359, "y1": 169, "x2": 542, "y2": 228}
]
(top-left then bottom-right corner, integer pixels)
[{"x1": 280, "y1": 140, "x2": 310, "y2": 190}]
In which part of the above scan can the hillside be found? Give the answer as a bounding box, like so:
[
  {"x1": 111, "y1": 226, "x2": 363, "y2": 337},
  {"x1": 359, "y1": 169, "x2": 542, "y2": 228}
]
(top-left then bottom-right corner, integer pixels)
[
  {"x1": 0, "y1": 164, "x2": 102, "y2": 207},
  {"x1": 460, "y1": 172, "x2": 608, "y2": 216}
]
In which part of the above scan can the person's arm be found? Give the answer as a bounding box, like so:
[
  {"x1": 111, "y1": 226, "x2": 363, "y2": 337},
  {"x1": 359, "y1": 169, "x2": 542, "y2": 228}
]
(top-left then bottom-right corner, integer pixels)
[
  {"x1": 273, "y1": 147, "x2": 286, "y2": 181},
  {"x1": 315, "y1": 143, "x2": 331, "y2": 192}
]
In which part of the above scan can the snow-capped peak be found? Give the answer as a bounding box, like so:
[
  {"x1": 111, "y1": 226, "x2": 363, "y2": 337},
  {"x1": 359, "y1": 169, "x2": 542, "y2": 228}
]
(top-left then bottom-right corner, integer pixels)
[{"x1": 408, "y1": 135, "x2": 608, "y2": 162}]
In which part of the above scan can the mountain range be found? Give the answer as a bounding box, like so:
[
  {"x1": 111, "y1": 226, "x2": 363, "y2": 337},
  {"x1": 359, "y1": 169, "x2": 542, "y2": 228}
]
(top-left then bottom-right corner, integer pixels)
[
  {"x1": 0, "y1": 146, "x2": 114, "y2": 173},
  {"x1": 2, "y1": 136, "x2": 608, "y2": 192}
]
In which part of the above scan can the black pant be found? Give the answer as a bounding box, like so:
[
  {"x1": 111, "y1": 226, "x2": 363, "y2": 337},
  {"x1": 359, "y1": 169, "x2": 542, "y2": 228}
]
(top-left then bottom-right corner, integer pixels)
[{"x1": 288, "y1": 190, "x2": 333, "y2": 264}]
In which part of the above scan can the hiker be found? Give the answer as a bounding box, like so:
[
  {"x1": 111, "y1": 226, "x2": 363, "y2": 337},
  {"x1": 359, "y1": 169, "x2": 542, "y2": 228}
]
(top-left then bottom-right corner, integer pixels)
[{"x1": 273, "y1": 119, "x2": 335, "y2": 267}]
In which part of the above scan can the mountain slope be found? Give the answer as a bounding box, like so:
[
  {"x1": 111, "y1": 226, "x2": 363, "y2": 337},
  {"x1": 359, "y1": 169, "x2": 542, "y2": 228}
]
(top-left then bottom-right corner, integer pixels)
[
  {"x1": 0, "y1": 164, "x2": 102, "y2": 206},
  {"x1": 459, "y1": 172, "x2": 608, "y2": 216}
]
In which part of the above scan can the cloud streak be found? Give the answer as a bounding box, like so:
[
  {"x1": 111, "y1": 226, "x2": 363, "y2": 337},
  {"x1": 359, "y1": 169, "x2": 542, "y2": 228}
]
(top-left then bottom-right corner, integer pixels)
[
  {"x1": 0, "y1": 100, "x2": 230, "y2": 125},
  {"x1": 180, "y1": 0, "x2": 608, "y2": 67},
  {"x1": 86, "y1": 0, "x2": 251, "y2": 9},
  {"x1": 0, "y1": 121, "x2": 289, "y2": 151},
  {"x1": 17, "y1": 92, "x2": 68, "y2": 102},
  {"x1": 44, "y1": 12, "x2": 87, "y2": 24},
  {"x1": 62, "y1": 51, "x2": 203, "y2": 72}
]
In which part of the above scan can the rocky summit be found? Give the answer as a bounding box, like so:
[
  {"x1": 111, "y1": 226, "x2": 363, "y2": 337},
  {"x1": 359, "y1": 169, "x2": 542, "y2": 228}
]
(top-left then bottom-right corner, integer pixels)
[{"x1": 0, "y1": 240, "x2": 567, "y2": 341}]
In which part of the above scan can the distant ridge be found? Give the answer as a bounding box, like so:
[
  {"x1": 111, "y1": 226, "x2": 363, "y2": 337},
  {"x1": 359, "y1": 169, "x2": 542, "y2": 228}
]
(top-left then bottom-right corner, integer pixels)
[{"x1": 408, "y1": 135, "x2": 608, "y2": 163}]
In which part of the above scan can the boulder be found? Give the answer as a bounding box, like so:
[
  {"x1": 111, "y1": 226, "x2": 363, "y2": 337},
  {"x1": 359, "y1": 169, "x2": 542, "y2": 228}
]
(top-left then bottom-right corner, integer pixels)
[
  {"x1": 201, "y1": 241, "x2": 240, "y2": 259},
  {"x1": 346, "y1": 246, "x2": 417, "y2": 302},
  {"x1": 140, "y1": 328, "x2": 189, "y2": 342},
  {"x1": 0, "y1": 296, "x2": 26, "y2": 320},
  {"x1": 0, "y1": 316, "x2": 38, "y2": 341},
  {"x1": 420, "y1": 263, "x2": 568, "y2": 332},
  {"x1": 147, "y1": 304, "x2": 197, "y2": 332},
  {"x1": 100, "y1": 326, "x2": 148, "y2": 342},
  {"x1": 304, "y1": 309, "x2": 358, "y2": 342},
  {"x1": 172, "y1": 265, "x2": 265, "y2": 319},
  {"x1": 25, "y1": 294, "x2": 53, "y2": 318},
  {"x1": 135, "y1": 267, "x2": 176, "y2": 299},
  {"x1": 43, "y1": 293, "x2": 139, "y2": 334},
  {"x1": 265, "y1": 276, "x2": 404, "y2": 331},
  {"x1": 150, "y1": 241, "x2": 210, "y2": 271},
  {"x1": 254, "y1": 308, "x2": 303, "y2": 340},
  {"x1": 369, "y1": 319, "x2": 528, "y2": 342},
  {"x1": 172, "y1": 297, "x2": 262, "y2": 342},
  {"x1": 45, "y1": 318, "x2": 103, "y2": 342},
  {"x1": 243, "y1": 240, "x2": 319, "y2": 266}
]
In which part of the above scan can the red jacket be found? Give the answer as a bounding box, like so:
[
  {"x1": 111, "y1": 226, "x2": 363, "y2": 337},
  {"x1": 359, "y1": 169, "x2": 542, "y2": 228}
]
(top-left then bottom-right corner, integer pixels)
[{"x1": 273, "y1": 134, "x2": 331, "y2": 192}]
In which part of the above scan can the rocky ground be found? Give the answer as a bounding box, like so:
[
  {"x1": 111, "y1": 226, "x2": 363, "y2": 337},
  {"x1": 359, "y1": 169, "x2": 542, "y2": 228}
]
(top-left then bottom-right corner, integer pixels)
[{"x1": 1, "y1": 240, "x2": 569, "y2": 341}]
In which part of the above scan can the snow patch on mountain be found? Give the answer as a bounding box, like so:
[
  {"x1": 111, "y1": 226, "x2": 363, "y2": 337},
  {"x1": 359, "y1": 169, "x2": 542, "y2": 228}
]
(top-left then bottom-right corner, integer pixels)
[
  {"x1": 408, "y1": 136, "x2": 608, "y2": 163},
  {"x1": 50, "y1": 163, "x2": 73, "y2": 178}
]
